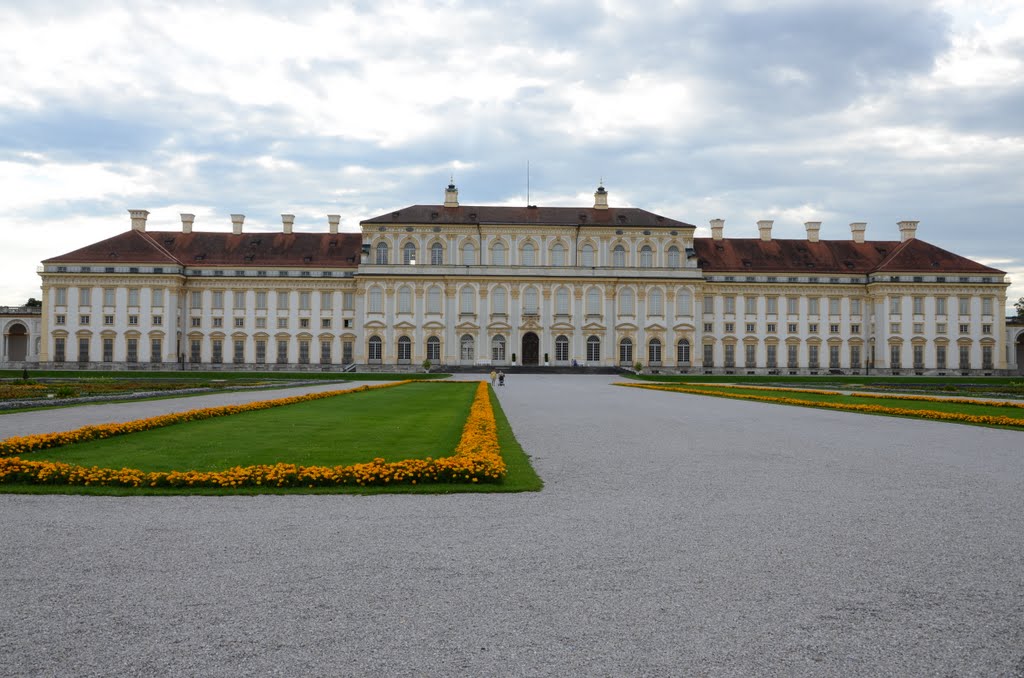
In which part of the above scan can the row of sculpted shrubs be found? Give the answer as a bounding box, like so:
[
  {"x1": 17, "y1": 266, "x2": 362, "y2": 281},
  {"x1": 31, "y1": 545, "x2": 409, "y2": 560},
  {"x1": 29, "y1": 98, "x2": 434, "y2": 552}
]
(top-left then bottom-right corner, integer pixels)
[
  {"x1": 694, "y1": 382, "x2": 1024, "y2": 409},
  {"x1": 0, "y1": 381, "x2": 411, "y2": 458},
  {"x1": 618, "y1": 383, "x2": 1024, "y2": 429},
  {"x1": 0, "y1": 381, "x2": 506, "y2": 488}
]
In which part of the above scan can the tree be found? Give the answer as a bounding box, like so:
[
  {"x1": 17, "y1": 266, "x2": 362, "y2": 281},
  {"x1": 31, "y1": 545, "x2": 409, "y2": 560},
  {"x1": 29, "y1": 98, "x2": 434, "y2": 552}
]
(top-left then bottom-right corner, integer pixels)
[
  {"x1": 1015, "y1": 296, "x2": 1024, "y2": 319},
  {"x1": 25, "y1": 298, "x2": 41, "y2": 308}
]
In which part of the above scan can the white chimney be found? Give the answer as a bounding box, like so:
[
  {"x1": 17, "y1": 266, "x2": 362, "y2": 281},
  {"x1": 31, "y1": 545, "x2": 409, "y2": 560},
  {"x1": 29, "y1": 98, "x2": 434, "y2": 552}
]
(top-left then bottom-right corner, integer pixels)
[
  {"x1": 129, "y1": 209, "x2": 149, "y2": 232},
  {"x1": 757, "y1": 219, "x2": 773, "y2": 242},
  {"x1": 710, "y1": 218, "x2": 724, "y2": 241},
  {"x1": 898, "y1": 220, "x2": 919, "y2": 242},
  {"x1": 282, "y1": 214, "x2": 295, "y2": 234},
  {"x1": 327, "y1": 214, "x2": 340, "y2": 234},
  {"x1": 593, "y1": 184, "x2": 609, "y2": 210},
  {"x1": 850, "y1": 222, "x2": 866, "y2": 244},
  {"x1": 444, "y1": 182, "x2": 459, "y2": 208},
  {"x1": 180, "y1": 213, "x2": 194, "y2": 234},
  {"x1": 230, "y1": 214, "x2": 244, "y2": 235},
  {"x1": 805, "y1": 221, "x2": 821, "y2": 243}
]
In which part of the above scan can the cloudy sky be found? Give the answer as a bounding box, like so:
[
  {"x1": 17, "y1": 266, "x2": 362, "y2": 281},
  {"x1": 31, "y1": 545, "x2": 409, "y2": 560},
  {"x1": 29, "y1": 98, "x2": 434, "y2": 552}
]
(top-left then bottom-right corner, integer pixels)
[{"x1": 1, "y1": 0, "x2": 1022, "y2": 312}]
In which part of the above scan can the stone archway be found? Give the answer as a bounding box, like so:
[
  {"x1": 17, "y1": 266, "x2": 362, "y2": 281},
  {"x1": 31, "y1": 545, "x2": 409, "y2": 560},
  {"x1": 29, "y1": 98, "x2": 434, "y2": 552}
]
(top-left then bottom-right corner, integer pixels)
[
  {"x1": 6, "y1": 322, "x2": 27, "y2": 361},
  {"x1": 522, "y1": 332, "x2": 540, "y2": 365}
]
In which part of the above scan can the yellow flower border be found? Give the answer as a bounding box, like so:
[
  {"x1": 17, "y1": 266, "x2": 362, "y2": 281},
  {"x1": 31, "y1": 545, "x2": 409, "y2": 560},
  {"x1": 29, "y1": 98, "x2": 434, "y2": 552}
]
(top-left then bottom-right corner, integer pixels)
[
  {"x1": 0, "y1": 380, "x2": 507, "y2": 488},
  {"x1": 617, "y1": 382, "x2": 1024, "y2": 429},
  {"x1": 677, "y1": 382, "x2": 1024, "y2": 409}
]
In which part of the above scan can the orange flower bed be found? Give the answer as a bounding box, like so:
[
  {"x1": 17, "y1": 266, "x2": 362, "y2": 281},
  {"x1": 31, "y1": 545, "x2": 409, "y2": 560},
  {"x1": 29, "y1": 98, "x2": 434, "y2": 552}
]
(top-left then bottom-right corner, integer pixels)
[
  {"x1": 0, "y1": 381, "x2": 506, "y2": 489},
  {"x1": 684, "y1": 382, "x2": 1024, "y2": 409},
  {"x1": 618, "y1": 383, "x2": 1024, "y2": 429}
]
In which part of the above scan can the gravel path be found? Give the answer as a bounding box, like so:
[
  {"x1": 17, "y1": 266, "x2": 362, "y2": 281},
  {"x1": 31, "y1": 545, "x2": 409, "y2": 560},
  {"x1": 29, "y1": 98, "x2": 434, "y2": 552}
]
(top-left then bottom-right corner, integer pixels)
[{"x1": 2, "y1": 375, "x2": 1023, "y2": 677}]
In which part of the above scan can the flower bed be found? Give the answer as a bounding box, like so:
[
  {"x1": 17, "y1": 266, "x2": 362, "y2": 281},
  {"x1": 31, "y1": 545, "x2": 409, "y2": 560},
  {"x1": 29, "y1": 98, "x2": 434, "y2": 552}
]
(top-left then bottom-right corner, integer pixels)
[
  {"x1": 681, "y1": 382, "x2": 1024, "y2": 409},
  {"x1": 0, "y1": 381, "x2": 506, "y2": 489},
  {"x1": 617, "y1": 383, "x2": 1024, "y2": 429}
]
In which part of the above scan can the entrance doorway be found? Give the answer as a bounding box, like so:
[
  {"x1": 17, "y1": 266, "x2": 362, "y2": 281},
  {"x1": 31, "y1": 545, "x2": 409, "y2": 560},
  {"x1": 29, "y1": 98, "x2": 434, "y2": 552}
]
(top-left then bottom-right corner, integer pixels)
[
  {"x1": 522, "y1": 332, "x2": 540, "y2": 365},
  {"x1": 6, "y1": 323, "x2": 27, "y2": 361}
]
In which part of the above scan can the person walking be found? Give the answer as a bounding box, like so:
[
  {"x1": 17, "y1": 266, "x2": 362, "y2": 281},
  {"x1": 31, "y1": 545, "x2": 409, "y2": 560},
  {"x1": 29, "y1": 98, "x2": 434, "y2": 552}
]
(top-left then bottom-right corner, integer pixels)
[
  {"x1": 498, "y1": 370, "x2": 505, "y2": 387},
  {"x1": 489, "y1": 369, "x2": 497, "y2": 387}
]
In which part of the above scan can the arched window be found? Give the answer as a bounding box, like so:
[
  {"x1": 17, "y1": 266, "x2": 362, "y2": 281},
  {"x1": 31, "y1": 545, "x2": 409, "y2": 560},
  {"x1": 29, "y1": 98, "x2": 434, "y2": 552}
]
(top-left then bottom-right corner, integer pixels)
[
  {"x1": 368, "y1": 285, "x2": 383, "y2": 313},
  {"x1": 523, "y1": 286, "x2": 539, "y2": 314},
  {"x1": 397, "y1": 285, "x2": 412, "y2": 314},
  {"x1": 492, "y1": 286, "x2": 507, "y2": 314},
  {"x1": 676, "y1": 289, "x2": 692, "y2": 316},
  {"x1": 581, "y1": 243, "x2": 595, "y2": 267},
  {"x1": 462, "y1": 242, "x2": 476, "y2": 265},
  {"x1": 619, "y1": 337, "x2": 633, "y2": 364},
  {"x1": 649, "y1": 338, "x2": 662, "y2": 364},
  {"x1": 612, "y1": 244, "x2": 626, "y2": 267},
  {"x1": 430, "y1": 242, "x2": 444, "y2": 265},
  {"x1": 619, "y1": 288, "x2": 635, "y2": 315},
  {"x1": 491, "y1": 241, "x2": 506, "y2": 265},
  {"x1": 460, "y1": 334, "x2": 474, "y2": 361},
  {"x1": 551, "y1": 243, "x2": 565, "y2": 266},
  {"x1": 426, "y1": 335, "x2": 440, "y2": 361},
  {"x1": 555, "y1": 287, "x2": 570, "y2": 315},
  {"x1": 677, "y1": 339, "x2": 691, "y2": 364},
  {"x1": 555, "y1": 335, "x2": 569, "y2": 362},
  {"x1": 639, "y1": 245, "x2": 653, "y2": 267},
  {"x1": 587, "y1": 335, "x2": 601, "y2": 362},
  {"x1": 491, "y1": 334, "x2": 506, "y2": 361},
  {"x1": 667, "y1": 245, "x2": 681, "y2": 268},
  {"x1": 649, "y1": 288, "x2": 664, "y2": 315},
  {"x1": 586, "y1": 287, "x2": 601, "y2": 315},
  {"x1": 397, "y1": 335, "x2": 412, "y2": 362},
  {"x1": 375, "y1": 242, "x2": 388, "y2": 265},
  {"x1": 521, "y1": 242, "x2": 536, "y2": 266},
  {"x1": 368, "y1": 335, "x2": 382, "y2": 362},
  {"x1": 460, "y1": 286, "x2": 475, "y2": 314},
  {"x1": 403, "y1": 242, "x2": 416, "y2": 265},
  {"x1": 427, "y1": 285, "x2": 442, "y2": 314}
]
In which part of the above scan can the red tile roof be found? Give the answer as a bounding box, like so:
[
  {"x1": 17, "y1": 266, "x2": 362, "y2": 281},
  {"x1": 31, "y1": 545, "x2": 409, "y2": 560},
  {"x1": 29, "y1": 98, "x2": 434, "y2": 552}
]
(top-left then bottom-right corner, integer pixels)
[
  {"x1": 693, "y1": 238, "x2": 1003, "y2": 275},
  {"x1": 362, "y1": 204, "x2": 695, "y2": 230},
  {"x1": 44, "y1": 230, "x2": 363, "y2": 269}
]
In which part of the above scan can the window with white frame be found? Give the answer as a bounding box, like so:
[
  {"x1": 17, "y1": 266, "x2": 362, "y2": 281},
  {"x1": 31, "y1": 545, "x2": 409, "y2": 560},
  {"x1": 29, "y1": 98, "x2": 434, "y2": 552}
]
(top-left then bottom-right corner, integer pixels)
[
  {"x1": 703, "y1": 296, "x2": 714, "y2": 314},
  {"x1": 460, "y1": 334, "x2": 474, "y2": 361},
  {"x1": 128, "y1": 288, "x2": 140, "y2": 307},
  {"x1": 320, "y1": 291, "x2": 332, "y2": 309},
  {"x1": 277, "y1": 291, "x2": 289, "y2": 309},
  {"x1": 677, "y1": 290, "x2": 692, "y2": 316},
  {"x1": 586, "y1": 287, "x2": 601, "y2": 315},
  {"x1": 648, "y1": 338, "x2": 662, "y2": 364},
  {"x1": 375, "y1": 242, "x2": 388, "y2": 265},
  {"x1": 299, "y1": 291, "x2": 311, "y2": 310},
  {"x1": 555, "y1": 335, "x2": 569, "y2": 362},
  {"x1": 649, "y1": 288, "x2": 663, "y2": 315},
  {"x1": 612, "y1": 244, "x2": 626, "y2": 267},
  {"x1": 745, "y1": 344, "x2": 756, "y2": 367},
  {"x1": 427, "y1": 285, "x2": 442, "y2": 313},
  {"x1": 766, "y1": 296, "x2": 778, "y2": 314},
  {"x1": 256, "y1": 291, "x2": 268, "y2": 309},
  {"x1": 403, "y1": 242, "x2": 416, "y2": 265},
  {"x1": 55, "y1": 287, "x2": 67, "y2": 305},
  {"x1": 555, "y1": 287, "x2": 570, "y2": 315},
  {"x1": 426, "y1": 336, "x2": 440, "y2": 361},
  {"x1": 521, "y1": 242, "x2": 536, "y2": 266},
  {"x1": 581, "y1": 243, "x2": 595, "y2": 267},
  {"x1": 523, "y1": 287, "x2": 539, "y2": 314},
  {"x1": 619, "y1": 288, "x2": 635, "y2": 315},
  {"x1": 890, "y1": 297, "x2": 902, "y2": 315},
  {"x1": 368, "y1": 335, "x2": 382, "y2": 362},
  {"x1": 936, "y1": 297, "x2": 947, "y2": 315},
  {"x1": 808, "y1": 298, "x2": 819, "y2": 316},
  {"x1": 491, "y1": 242, "x2": 506, "y2": 265},
  {"x1": 667, "y1": 246, "x2": 680, "y2": 268},
  {"x1": 677, "y1": 339, "x2": 690, "y2": 364},
  {"x1": 745, "y1": 297, "x2": 757, "y2": 315},
  {"x1": 724, "y1": 296, "x2": 736, "y2": 314},
  {"x1": 551, "y1": 243, "x2": 565, "y2": 266},
  {"x1": 587, "y1": 335, "x2": 601, "y2": 362},
  {"x1": 787, "y1": 297, "x2": 798, "y2": 315},
  {"x1": 491, "y1": 335, "x2": 506, "y2": 361},
  {"x1": 619, "y1": 338, "x2": 633, "y2": 364},
  {"x1": 397, "y1": 336, "x2": 411, "y2": 362},
  {"x1": 460, "y1": 286, "x2": 475, "y2": 314},
  {"x1": 462, "y1": 242, "x2": 476, "y2": 265},
  {"x1": 639, "y1": 245, "x2": 653, "y2": 267},
  {"x1": 104, "y1": 288, "x2": 116, "y2": 306},
  {"x1": 492, "y1": 286, "x2": 507, "y2": 314},
  {"x1": 890, "y1": 344, "x2": 901, "y2": 368},
  {"x1": 850, "y1": 298, "x2": 861, "y2": 315},
  {"x1": 398, "y1": 285, "x2": 412, "y2": 313},
  {"x1": 982, "y1": 297, "x2": 993, "y2": 315},
  {"x1": 431, "y1": 242, "x2": 444, "y2": 265},
  {"x1": 368, "y1": 286, "x2": 383, "y2": 313},
  {"x1": 342, "y1": 291, "x2": 354, "y2": 311}
]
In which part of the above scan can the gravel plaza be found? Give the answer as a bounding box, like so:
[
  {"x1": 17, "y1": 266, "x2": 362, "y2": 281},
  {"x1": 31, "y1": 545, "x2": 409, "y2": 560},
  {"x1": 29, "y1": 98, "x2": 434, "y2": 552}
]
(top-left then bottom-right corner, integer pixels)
[{"x1": 1, "y1": 375, "x2": 1022, "y2": 677}]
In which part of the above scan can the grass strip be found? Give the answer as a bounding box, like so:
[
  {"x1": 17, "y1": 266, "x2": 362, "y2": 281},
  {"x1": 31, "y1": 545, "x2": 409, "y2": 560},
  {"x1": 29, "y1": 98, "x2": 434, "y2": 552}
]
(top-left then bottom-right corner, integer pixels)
[
  {"x1": 675, "y1": 382, "x2": 1024, "y2": 409},
  {"x1": 617, "y1": 382, "x2": 1024, "y2": 429}
]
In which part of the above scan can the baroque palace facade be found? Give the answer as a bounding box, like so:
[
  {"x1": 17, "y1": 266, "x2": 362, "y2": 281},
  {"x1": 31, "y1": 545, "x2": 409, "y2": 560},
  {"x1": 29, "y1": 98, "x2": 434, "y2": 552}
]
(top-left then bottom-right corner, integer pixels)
[{"x1": 37, "y1": 183, "x2": 1015, "y2": 374}]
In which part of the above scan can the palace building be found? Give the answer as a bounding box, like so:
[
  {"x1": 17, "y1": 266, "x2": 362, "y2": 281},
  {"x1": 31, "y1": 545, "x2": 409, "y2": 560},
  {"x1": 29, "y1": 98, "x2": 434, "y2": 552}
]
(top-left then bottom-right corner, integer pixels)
[{"x1": 36, "y1": 183, "x2": 1016, "y2": 374}]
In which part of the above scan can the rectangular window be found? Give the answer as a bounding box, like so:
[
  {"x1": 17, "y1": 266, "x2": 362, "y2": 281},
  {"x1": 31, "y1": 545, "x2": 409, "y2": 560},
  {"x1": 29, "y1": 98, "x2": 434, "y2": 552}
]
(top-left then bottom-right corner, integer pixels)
[
  {"x1": 787, "y1": 323, "x2": 798, "y2": 334},
  {"x1": 234, "y1": 291, "x2": 246, "y2": 309},
  {"x1": 724, "y1": 296, "x2": 735, "y2": 314},
  {"x1": 320, "y1": 291, "x2": 333, "y2": 309},
  {"x1": 787, "y1": 297, "x2": 798, "y2": 315},
  {"x1": 191, "y1": 291, "x2": 202, "y2": 309},
  {"x1": 744, "y1": 297, "x2": 757, "y2": 315},
  {"x1": 343, "y1": 319, "x2": 352, "y2": 328},
  {"x1": 234, "y1": 317, "x2": 244, "y2": 328},
  {"x1": 829, "y1": 298, "x2": 840, "y2": 316},
  {"x1": 766, "y1": 345, "x2": 777, "y2": 368},
  {"x1": 343, "y1": 340, "x2": 354, "y2": 364},
  {"x1": 79, "y1": 287, "x2": 91, "y2": 306},
  {"x1": 745, "y1": 323, "x2": 756, "y2": 333},
  {"x1": 703, "y1": 296, "x2": 714, "y2": 314},
  {"x1": 275, "y1": 291, "x2": 289, "y2": 309},
  {"x1": 850, "y1": 323, "x2": 860, "y2": 334},
  {"x1": 212, "y1": 317, "x2": 223, "y2": 328},
  {"x1": 342, "y1": 292, "x2": 355, "y2": 311},
  {"x1": 55, "y1": 314, "x2": 66, "y2": 325},
  {"x1": 703, "y1": 322, "x2": 713, "y2": 333},
  {"x1": 79, "y1": 314, "x2": 90, "y2": 325},
  {"x1": 936, "y1": 323, "x2": 946, "y2": 334},
  {"x1": 936, "y1": 297, "x2": 947, "y2": 316},
  {"x1": 890, "y1": 323, "x2": 901, "y2": 334},
  {"x1": 744, "y1": 344, "x2": 756, "y2": 367},
  {"x1": 982, "y1": 297, "x2": 993, "y2": 316},
  {"x1": 959, "y1": 345, "x2": 970, "y2": 369},
  {"x1": 190, "y1": 317, "x2": 201, "y2": 327},
  {"x1": 850, "y1": 345, "x2": 861, "y2": 368},
  {"x1": 126, "y1": 338, "x2": 138, "y2": 362},
  {"x1": 787, "y1": 345, "x2": 798, "y2": 368},
  {"x1": 936, "y1": 345, "x2": 946, "y2": 369},
  {"x1": 234, "y1": 339, "x2": 245, "y2": 364},
  {"x1": 982, "y1": 324, "x2": 992, "y2": 334},
  {"x1": 152, "y1": 289, "x2": 164, "y2": 307},
  {"x1": 913, "y1": 345, "x2": 924, "y2": 368},
  {"x1": 256, "y1": 291, "x2": 268, "y2": 309},
  {"x1": 913, "y1": 323, "x2": 924, "y2": 334},
  {"x1": 808, "y1": 298, "x2": 819, "y2": 316},
  {"x1": 766, "y1": 296, "x2": 778, "y2": 315},
  {"x1": 703, "y1": 343, "x2": 714, "y2": 367},
  {"x1": 190, "y1": 339, "x2": 201, "y2": 362},
  {"x1": 256, "y1": 340, "x2": 267, "y2": 364},
  {"x1": 829, "y1": 324, "x2": 839, "y2": 334},
  {"x1": 299, "y1": 340, "x2": 310, "y2": 364},
  {"x1": 128, "y1": 288, "x2": 140, "y2": 307},
  {"x1": 299, "y1": 291, "x2": 311, "y2": 310},
  {"x1": 103, "y1": 338, "x2": 114, "y2": 362},
  {"x1": 724, "y1": 322, "x2": 734, "y2": 334},
  {"x1": 850, "y1": 298, "x2": 861, "y2": 316},
  {"x1": 212, "y1": 339, "x2": 223, "y2": 364},
  {"x1": 103, "y1": 288, "x2": 115, "y2": 306},
  {"x1": 55, "y1": 287, "x2": 67, "y2": 306},
  {"x1": 78, "y1": 337, "x2": 89, "y2": 362},
  {"x1": 808, "y1": 323, "x2": 818, "y2": 334},
  {"x1": 983, "y1": 345, "x2": 993, "y2": 369},
  {"x1": 959, "y1": 323, "x2": 970, "y2": 334},
  {"x1": 766, "y1": 323, "x2": 776, "y2": 333},
  {"x1": 320, "y1": 340, "x2": 331, "y2": 364},
  {"x1": 890, "y1": 297, "x2": 901, "y2": 315},
  {"x1": 808, "y1": 345, "x2": 819, "y2": 368},
  {"x1": 321, "y1": 318, "x2": 331, "y2": 329},
  {"x1": 256, "y1": 317, "x2": 267, "y2": 329},
  {"x1": 299, "y1": 318, "x2": 310, "y2": 329},
  {"x1": 911, "y1": 296, "x2": 923, "y2": 315},
  {"x1": 958, "y1": 297, "x2": 970, "y2": 316},
  {"x1": 724, "y1": 344, "x2": 735, "y2": 367},
  {"x1": 128, "y1": 315, "x2": 139, "y2": 326},
  {"x1": 103, "y1": 315, "x2": 114, "y2": 326},
  {"x1": 277, "y1": 340, "x2": 288, "y2": 364},
  {"x1": 278, "y1": 318, "x2": 288, "y2": 329},
  {"x1": 150, "y1": 338, "x2": 161, "y2": 363},
  {"x1": 153, "y1": 315, "x2": 163, "y2": 326},
  {"x1": 829, "y1": 345, "x2": 840, "y2": 368},
  {"x1": 890, "y1": 345, "x2": 901, "y2": 368}
]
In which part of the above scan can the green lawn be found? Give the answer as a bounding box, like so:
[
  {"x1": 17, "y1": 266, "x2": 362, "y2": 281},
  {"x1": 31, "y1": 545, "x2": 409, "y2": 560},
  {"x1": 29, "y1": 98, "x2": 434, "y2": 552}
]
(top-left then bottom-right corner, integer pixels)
[
  {"x1": 632, "y1": 373, "x2": 1024, "y2": 387},
  {"x1": 4, "y1": 381, "x2": 544, "y2": 495},
  {"x1": 1, "y1": 370, "x2": 447, "y2": 381},
  {"x1": 631, "y1": 383, "x2": 1024, "y2": 425}
]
